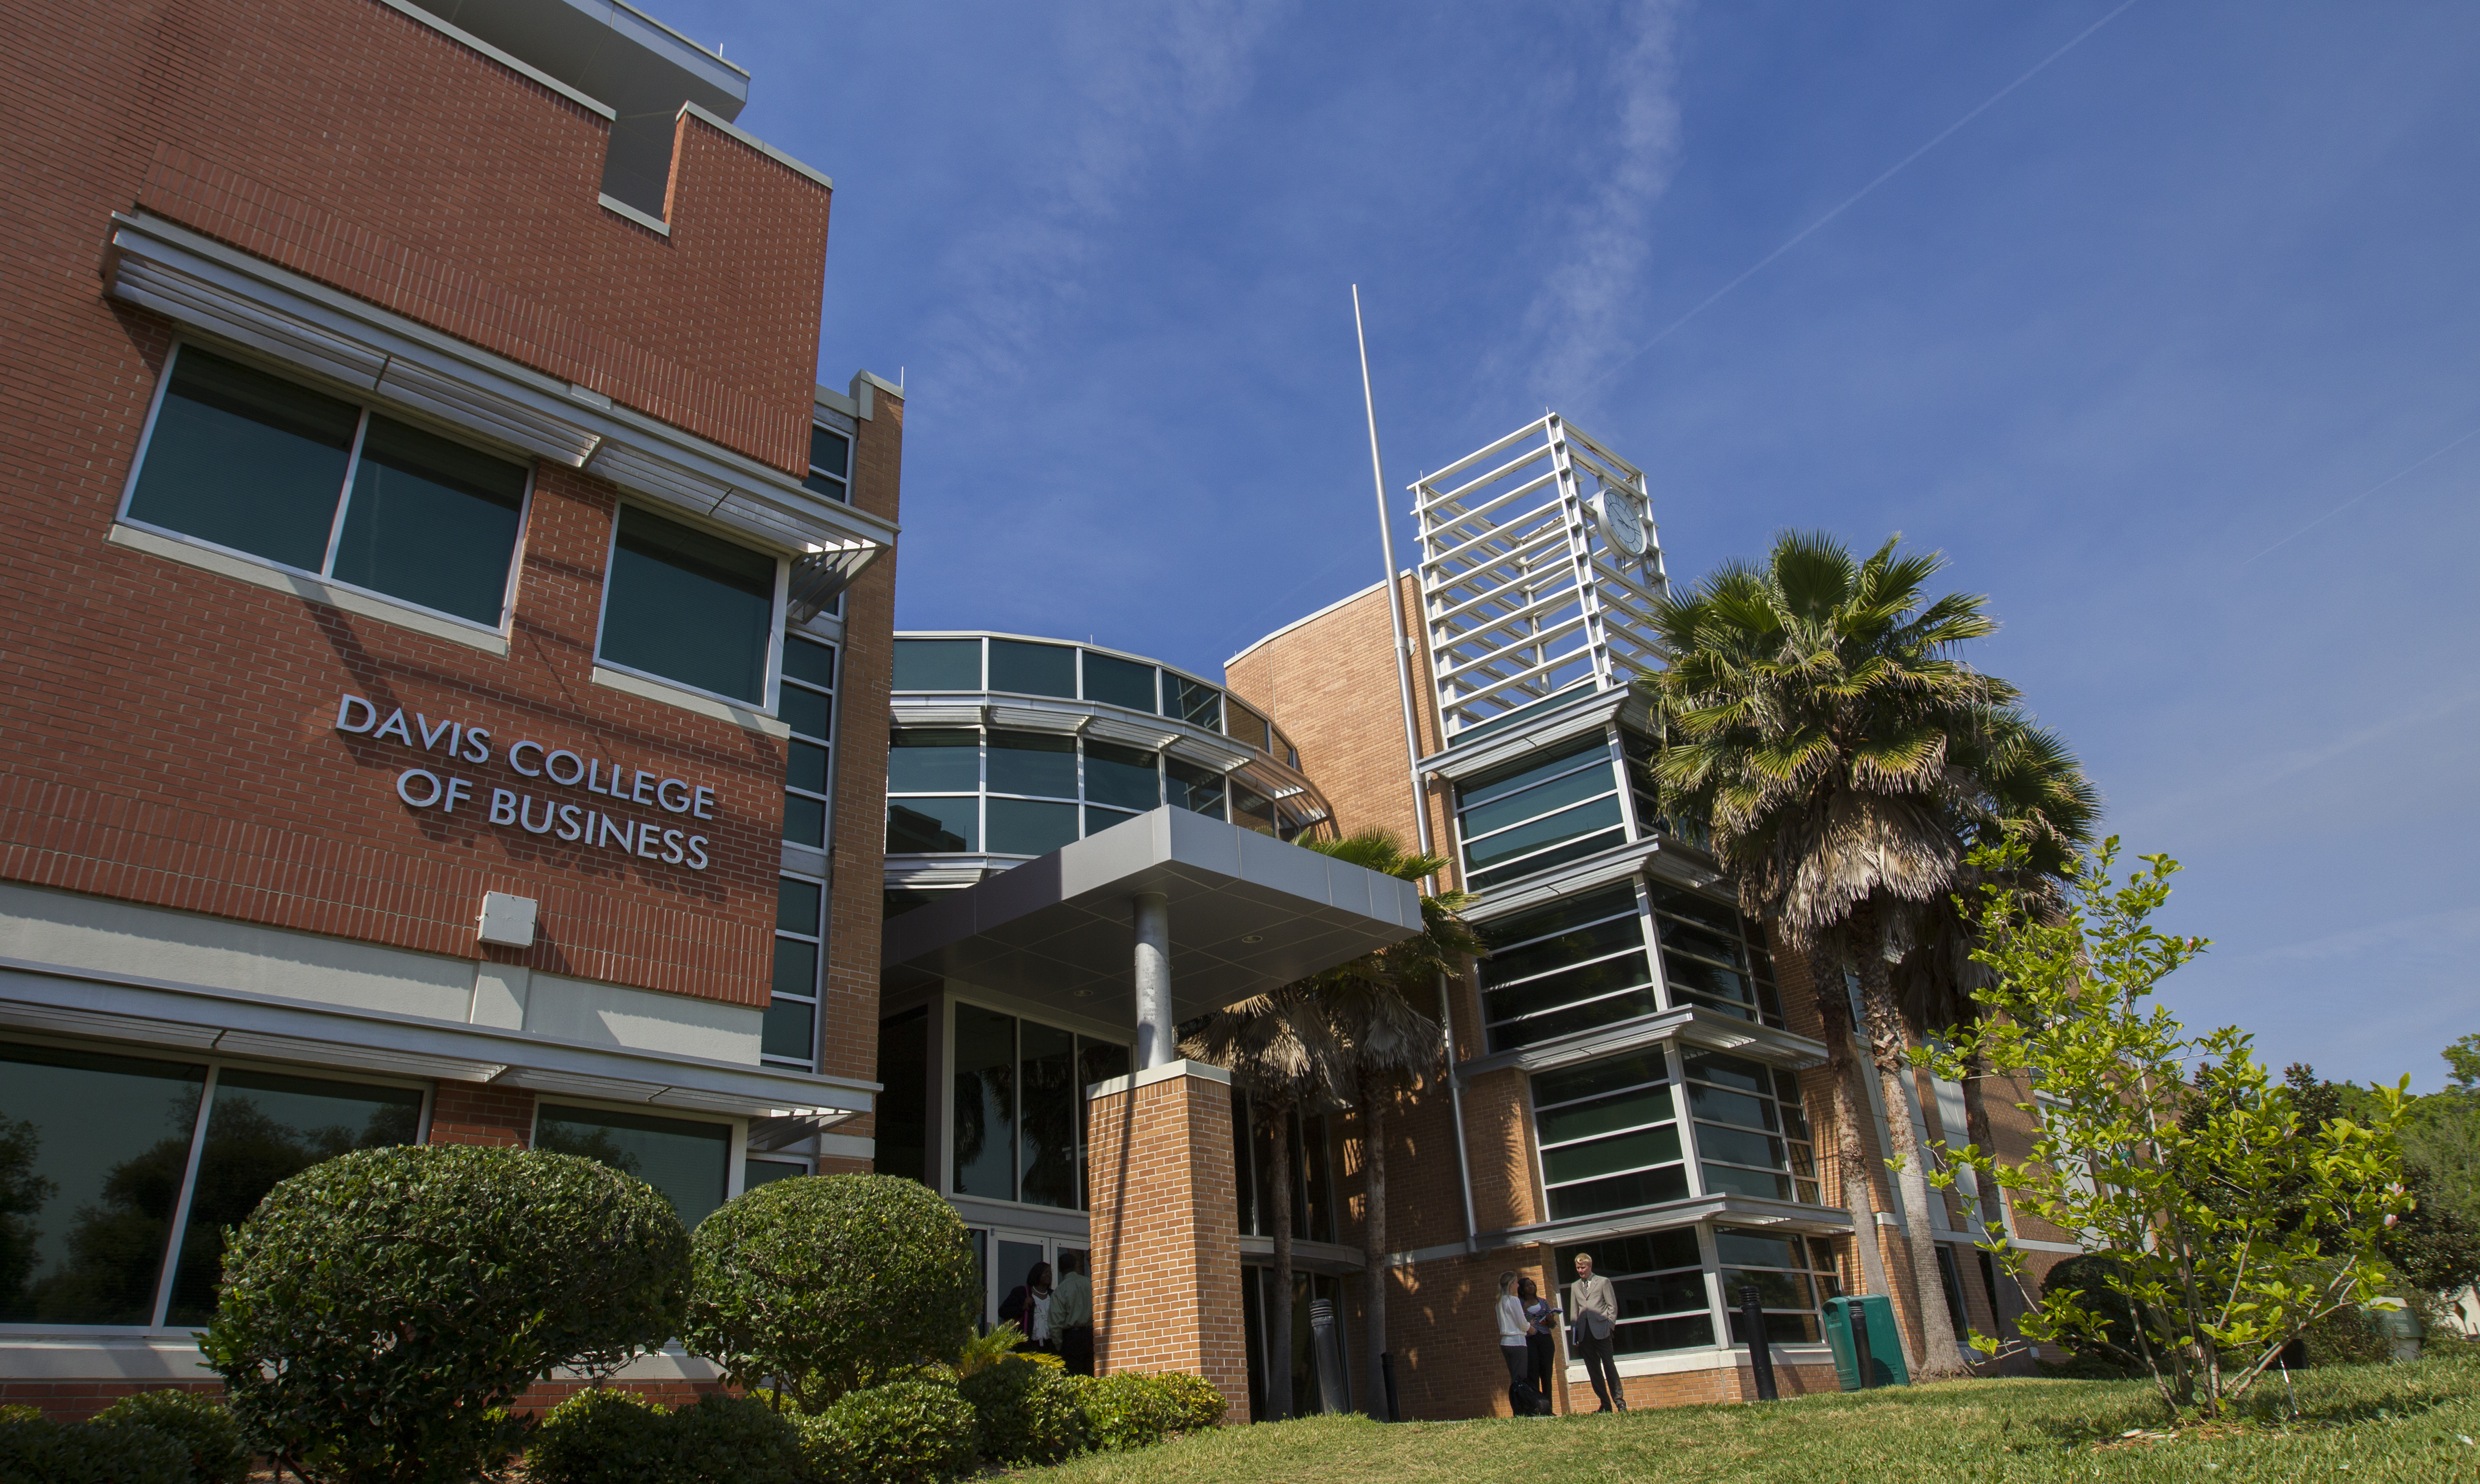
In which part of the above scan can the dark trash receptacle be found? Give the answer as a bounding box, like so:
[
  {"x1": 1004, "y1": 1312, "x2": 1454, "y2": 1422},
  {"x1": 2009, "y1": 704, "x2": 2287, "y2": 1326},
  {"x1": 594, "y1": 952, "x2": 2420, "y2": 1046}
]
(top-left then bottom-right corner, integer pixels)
[{"x1": 1824, "y1": 1295, "x2": 1910, "y2": 1390}]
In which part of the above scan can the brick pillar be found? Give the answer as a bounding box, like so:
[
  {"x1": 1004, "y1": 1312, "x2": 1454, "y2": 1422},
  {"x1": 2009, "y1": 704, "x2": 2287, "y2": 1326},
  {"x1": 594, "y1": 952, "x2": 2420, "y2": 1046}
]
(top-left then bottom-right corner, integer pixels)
[
  {"x1": 428, "y1": 1081, "x2": 536, "y2": 1147},
  {"x1": 1085, "y1": 1060, "x2": 1249, "y2": 1423}
]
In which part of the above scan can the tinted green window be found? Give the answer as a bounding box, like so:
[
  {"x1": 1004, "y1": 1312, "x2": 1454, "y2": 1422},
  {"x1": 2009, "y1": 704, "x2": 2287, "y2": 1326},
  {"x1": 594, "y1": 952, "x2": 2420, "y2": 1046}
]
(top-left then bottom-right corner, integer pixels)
[
  {"x1": 1167, "y1": 675, "x2": 1220, "y2": 729},
  {"x1": 744, "y1": 1158, "x2": 807, "y2": 1189},
  {"x1": 1084, "y1": 805, "x2": 1139, "y2": 837},
  {"x1": 783, "y1": 794, "x2": 825, "y2": 847},
  {"x1": 988, "y1": 798, "x2": 1078, "y2": 856},
  {"x1": 1460, "y1": 734, "x2": 1607, "y2": 811},
  {"x1": 783, "y1": 636, "x2": 838, "y2": 689},
  {"x1": 1082, "y1": 652, "x2": 1157, "y2": 713},
  {"x1": 1651, "y1": 886, "x2": 1784, "y2": 1027},
  {"x1": 600, "y1": 506, "x2": 776, "y2": 705},
  {"x1": 773, "y1": 937, "x2": 819, "y2": 1005},
  {"x1": 535, "y1": 1104, "x2": 732, "y2": 1228},
  {"x1": 1466, "y1": 796, "x2": 1625, "y2": 872},
  {"x1": 1225, "y1": 700, "x2": 1270, "y2": 752},
  {"x1": 1019, "y1": 1022, "x2": 1078, "y2": 1209},
  {"x1": 329, "y1": 416, "x2": 526, "y2": 624},
  {"x1": 763, "y1": 993, "x2": 817, "y2": 1063},
  {"x1": 1166, "y1": 758, "x2": 1225, "y2": 819},
  {"x1": 777, "y1": 877, "x2": 823, "y2": 932},
  {"x1": 894, "y1": 638, "x2": 981, "y2": 690},
  {"x1": 782, "y1": 688, "x2": 832, "y2": 741},
  {"x1": 1085, "y1": 740, "x2": 1161, "y2": 810},
  {"x1": 1479, "y1": 884, "x2": 1658, "y2": 1051},
  {"x1": 0, "y1": 1044, "x2": 206, "y2": 1325},
  {"x1": 888, "y1": 797, "x2": 978, "y2": 853},
  {"x1": 1231, "y1": 784, "x2": 1276, "y2": 836},
  {"x1": 1460, "y1": 758, "x2": 1615, "y2": 839},
  {"x1": 989, "y1": 640, "x2": 1076, "y2": 698},
  {"x1": 1556, "y1": 1230, "x2": 1712, "y2": 1355},
  {"x1": 986, "y1": 731, "x2": 1076, "y2": 798},
  {"x1": 1533, "y1": 1050, "x2": 1684, "y2": 1220},
  {"x1": 888, "y1": 730, "x2": 979, "y2": 792},
  {"x1": 805, "y1": 426, "x2": 850, "y2": 500},
  {"x1": 126, "y1": 347, "x2": 358, "y2": 571},
  {"x1": 787, "y1": 739, "x2": 829, "y2": 794},
  {"x1": 951, "y1": 1007, "x2": 1015, "y2": 1199}
]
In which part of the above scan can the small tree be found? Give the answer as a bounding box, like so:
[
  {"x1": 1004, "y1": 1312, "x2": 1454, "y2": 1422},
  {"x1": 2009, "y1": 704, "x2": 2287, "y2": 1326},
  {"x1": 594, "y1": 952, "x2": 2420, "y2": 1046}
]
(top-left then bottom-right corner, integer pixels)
[
  {"x1": 1919, "y1": 841, "x2": 2413, "y2": 1418},
  {"x1": 683, "y1": 1174, "x2": 979, "y2": 1413},
  {"x1": 200, "y1": 1145, "x2": 689, "y2": 1483}
]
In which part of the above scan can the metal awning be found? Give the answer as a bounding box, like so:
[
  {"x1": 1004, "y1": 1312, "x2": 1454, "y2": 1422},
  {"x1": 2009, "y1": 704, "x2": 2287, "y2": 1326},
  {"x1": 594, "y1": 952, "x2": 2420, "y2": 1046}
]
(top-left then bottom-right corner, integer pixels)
[{"x1": 882, "y1": 807, "x2": 1422, "y2": 1028}]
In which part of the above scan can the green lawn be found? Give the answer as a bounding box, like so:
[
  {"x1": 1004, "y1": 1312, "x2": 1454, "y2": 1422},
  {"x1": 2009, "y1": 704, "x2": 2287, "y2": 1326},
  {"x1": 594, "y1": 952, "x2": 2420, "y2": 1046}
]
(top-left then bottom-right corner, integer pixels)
[{"x1": 1017, "y1": 1348, "x2": 2480, "y2": 1483}]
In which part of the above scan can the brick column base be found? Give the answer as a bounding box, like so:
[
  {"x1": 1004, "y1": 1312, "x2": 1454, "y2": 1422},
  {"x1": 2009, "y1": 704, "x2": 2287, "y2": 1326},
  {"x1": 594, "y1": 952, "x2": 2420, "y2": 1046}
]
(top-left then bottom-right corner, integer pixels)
[{"x1": 1085, "y1": 1059, "x2": 1249, "y2": 1424}]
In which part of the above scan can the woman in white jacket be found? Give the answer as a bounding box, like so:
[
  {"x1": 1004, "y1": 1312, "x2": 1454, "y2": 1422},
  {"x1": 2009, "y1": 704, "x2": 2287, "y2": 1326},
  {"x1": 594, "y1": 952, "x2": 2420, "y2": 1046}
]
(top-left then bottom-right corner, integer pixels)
[{"x1": 1497, "y1": 1270, "x2": 1538, "y2": 1406}]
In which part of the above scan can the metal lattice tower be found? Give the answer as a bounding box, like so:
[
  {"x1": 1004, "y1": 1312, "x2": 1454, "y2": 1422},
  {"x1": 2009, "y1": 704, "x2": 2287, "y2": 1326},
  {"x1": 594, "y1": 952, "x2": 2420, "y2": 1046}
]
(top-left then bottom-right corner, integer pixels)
[{"x1": 1411, "y1": 414, "x2": 1667, "y2": 744}]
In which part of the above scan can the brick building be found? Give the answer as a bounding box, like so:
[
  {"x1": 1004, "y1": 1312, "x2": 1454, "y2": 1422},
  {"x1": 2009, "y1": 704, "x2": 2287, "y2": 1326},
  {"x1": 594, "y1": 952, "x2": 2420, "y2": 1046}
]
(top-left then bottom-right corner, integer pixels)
[{"x1": 0, "y1": 0, "x2": 900, "y2": 1416}]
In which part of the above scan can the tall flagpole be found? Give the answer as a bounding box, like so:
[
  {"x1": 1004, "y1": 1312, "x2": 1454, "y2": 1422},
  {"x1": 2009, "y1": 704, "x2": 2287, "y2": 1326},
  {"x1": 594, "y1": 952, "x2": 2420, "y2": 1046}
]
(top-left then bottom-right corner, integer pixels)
[{"x1": 1352, "y1": 285, "x2": 1432, "y2": 862}]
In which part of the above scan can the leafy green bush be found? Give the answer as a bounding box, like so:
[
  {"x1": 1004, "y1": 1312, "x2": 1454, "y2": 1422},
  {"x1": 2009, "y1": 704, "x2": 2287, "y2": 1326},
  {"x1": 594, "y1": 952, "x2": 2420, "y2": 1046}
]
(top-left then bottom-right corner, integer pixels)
[
  {"x1": 0, "y1": 1414, "x2": 188, "y2": 1484},
  {"x1": 2034, "y1": 1353, "x2": 2139, "y2": 1381},
  {"x1": 683, "y1": 1174, "x2": 979, "y2": 1412},
  {"x1": 958, "y1": 1357, "x2": 1091, "y2": 1466},
  {"x1": 2303, "y1": 1305, "x2": 2393, "y2": 1367},
  {"x1": 1076, "y1": 1373, "x2": 1190, "y2": 1450},
  {"x1": 673, "y1": 1393, "x2": 806, "y2": 1484},
  {"x1": 198, "y1": 1145, "x2": 689, "y2": 1484},
  {"x1": 0, "y1": 1403, "x2": 42, "y2": 1423},
  {"x1": 526, "y1": 1389, "x2": 678, "y2": 1484},
  {"x1": 796, "y1": 1377, "x2": 978, "y2": 1484},
  {"x1": 92, "y1": 1390, "x2": 250, "y2": 1484},
  {"x1": 1144, "y1": 1371, "x2": 1230, "y2": 1431},
  {"x1": 2033, "y1": 1255, "x2": 2143, "y2": 1369}
]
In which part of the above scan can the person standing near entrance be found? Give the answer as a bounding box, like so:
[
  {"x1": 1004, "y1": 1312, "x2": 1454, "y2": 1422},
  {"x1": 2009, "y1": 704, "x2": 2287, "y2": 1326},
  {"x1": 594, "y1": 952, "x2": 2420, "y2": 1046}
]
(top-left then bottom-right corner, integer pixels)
[
  {"x1": 1518, "y1": 1276, "x2": 1559, "y2": 1407},
  {"x1": 1569, "y1": 1252, "x2": 1625, "y2": 1412},
  {"x1": 1051, "y1": 1251, "x2": 1094, "y2": 1375},
  {"x1": 1496, "y1": 1271, "x2": 1543, "y2": 1415}
]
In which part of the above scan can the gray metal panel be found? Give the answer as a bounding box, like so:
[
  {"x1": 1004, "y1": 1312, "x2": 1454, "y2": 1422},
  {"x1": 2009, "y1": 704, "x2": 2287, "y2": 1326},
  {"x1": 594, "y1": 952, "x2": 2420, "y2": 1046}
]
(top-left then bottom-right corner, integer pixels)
[{"x1": 882, "y1": 808, "x2": 1420, "y2": 1026}]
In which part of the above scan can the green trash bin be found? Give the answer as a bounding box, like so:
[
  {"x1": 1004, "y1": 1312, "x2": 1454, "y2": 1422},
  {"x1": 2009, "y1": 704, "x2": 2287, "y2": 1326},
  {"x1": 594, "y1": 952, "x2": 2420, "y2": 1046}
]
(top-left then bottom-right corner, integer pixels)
[{"x1": 1824, "y1": 1295, "x2": 1910, "y2": 1390}]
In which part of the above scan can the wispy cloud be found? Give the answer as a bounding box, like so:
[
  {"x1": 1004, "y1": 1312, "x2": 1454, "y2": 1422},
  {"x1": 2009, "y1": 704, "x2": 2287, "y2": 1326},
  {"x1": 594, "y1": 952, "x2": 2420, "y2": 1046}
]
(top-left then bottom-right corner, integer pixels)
[
  {"x1": 1500, "y1": 0, "x2": 1688, "y2": 406},
  {"x1": 918, "y1": 0, "x2": 1290, "y2": 404}
]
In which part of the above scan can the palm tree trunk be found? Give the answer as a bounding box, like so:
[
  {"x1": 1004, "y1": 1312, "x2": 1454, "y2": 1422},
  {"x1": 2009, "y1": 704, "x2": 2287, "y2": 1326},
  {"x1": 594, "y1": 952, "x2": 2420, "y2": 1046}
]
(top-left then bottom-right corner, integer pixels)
[
  {"x1": 1809, "y1": 945, "x2": 1897, "y2": 1316},
  {"x1": 1849, "y1": 896, "x2": 1969, "y2": 1378},
  {"x1": 1358, "y1": 1073, "x2": 1388, "y2": 1418},
  {"x1": 1265, "y1": 1099, "x2": 1295, "y2": 1421}
]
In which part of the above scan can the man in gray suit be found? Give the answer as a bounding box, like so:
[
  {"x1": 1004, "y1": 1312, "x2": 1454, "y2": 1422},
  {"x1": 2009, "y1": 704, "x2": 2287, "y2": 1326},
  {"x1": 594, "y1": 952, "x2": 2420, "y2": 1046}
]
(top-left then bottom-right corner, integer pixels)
[{"x1": 1569, "y1": 1252, "x2": 1626, "y2": 1412}]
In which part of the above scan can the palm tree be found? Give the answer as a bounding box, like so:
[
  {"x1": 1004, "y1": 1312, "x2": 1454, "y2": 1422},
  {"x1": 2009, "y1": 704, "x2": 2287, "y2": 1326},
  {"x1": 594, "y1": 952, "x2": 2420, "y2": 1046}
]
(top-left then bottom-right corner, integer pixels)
[
  {"x1": 1297, "y1": 829, "x2": 1484, "y2": 1417},
  {"x1": 1642, "y1": 530, "x2": 2019, "y2": 1379},
  {"x1": 1180, "y1": 983, "x2": 1340, "y2": 1420},
  {"x1": 1891, "y1": 711, "x2": 2099, "y2": 1344}
]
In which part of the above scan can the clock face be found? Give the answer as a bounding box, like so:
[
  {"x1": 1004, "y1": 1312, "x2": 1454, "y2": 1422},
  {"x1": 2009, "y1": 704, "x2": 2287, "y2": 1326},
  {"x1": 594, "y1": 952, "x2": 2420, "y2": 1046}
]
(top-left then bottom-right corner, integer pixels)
[{"x1": 1600, "y1": 490, "x2": 1649, "y2": 556}]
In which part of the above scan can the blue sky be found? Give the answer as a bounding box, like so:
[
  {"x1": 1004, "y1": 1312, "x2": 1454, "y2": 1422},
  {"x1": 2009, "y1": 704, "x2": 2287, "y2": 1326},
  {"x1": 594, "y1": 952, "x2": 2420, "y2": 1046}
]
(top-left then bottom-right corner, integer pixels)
[{"x1": 664, "y1": 0, "x2": 2479, "y2": 1090}]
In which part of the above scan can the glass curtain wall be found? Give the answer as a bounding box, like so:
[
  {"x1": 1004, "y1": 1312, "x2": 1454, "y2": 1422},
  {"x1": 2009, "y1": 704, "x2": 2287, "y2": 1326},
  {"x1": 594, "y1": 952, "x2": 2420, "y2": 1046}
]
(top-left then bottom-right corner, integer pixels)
[
  {"x1": 1647, "y1": 886, "x2": 1784, "y2": 1028},
  {"x1": 1682, "y1": 1051, "x2": 1818, "y2": 1204},
  {"x1": 767, "y1": 876, "x2": 825, "y2": 1068},
  {"x1": 1229, "y1": 1092, "x2": 1339, "y2": 1243},
  {"x1": 532, "y1": 1103, "x2": 733, "y2": 1228},
  {"x1": 1475, "y1": 877, "x2": 1784, "y2": 1052},
  {"x1": 1717, "y1": 1226, "x2": 1841, "y2": 1344},
  {"x1": 781, "y1": 634, "x2": 837, "y2": 848},
  {"x1": 888, "y1": 729, "x2": 1313, "y2": 855},
  {"x1": 1531, "y1": 1051, "x2": 1685, "y2": 1219},
  {"x1": 1552, "y1": 1225, "x2": 1836, "y2": 1356},
  {"x1": 0, "y1": 1041, "x2": 422, "y2": 1329},
  {"x1": 1452, "y1": 734, "x2": 1626, "y2": 891},
  {"x1": 949, "y1": 1004, "x2": 1130, "y2": 1210}
]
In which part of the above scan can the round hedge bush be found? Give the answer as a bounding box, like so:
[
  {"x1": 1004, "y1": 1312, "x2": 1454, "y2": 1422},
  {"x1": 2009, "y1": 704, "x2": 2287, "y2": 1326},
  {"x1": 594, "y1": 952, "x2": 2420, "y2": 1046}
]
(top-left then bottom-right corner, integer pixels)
[
  {"x1": 526, "y1": 1389, "x2": 676, "y2": 1484},
  {"x1": 92, "y1": 1390, "x2": 250, "y2": 1484},
  {"x1": 683, "y1": 1174, "x2": 978, "y2": 1412},
  {"x1": 198, "y1": 1145, "x2": 689, "y2": 1483},
  {"x1": 1144, "y1": 1371, "x2": 1230, "y2": 1432},
  {"x1": 1076, "y1": 1373, "x2": 1190, "y2": 1451},
  {"x1": 796, "y1": 1377, "x2": 977, "y2": 1484},
  {"x1": 958, "y1": 1357, "x2": 1091, "y2": 1466},
  {"x1": 0, "y1": 1414, "x2": 188, "y2": 1484},
  {"x1": 673, "y1": 1393, "x2": 807, "y2": 1484}
]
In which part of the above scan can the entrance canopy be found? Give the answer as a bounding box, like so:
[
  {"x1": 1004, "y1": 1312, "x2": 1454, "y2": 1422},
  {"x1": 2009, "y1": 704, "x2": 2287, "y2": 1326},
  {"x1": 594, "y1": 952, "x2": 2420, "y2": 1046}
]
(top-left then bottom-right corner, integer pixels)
[{"x1": 881, "y1": 807, "x2": 1422, "y2": 1026}]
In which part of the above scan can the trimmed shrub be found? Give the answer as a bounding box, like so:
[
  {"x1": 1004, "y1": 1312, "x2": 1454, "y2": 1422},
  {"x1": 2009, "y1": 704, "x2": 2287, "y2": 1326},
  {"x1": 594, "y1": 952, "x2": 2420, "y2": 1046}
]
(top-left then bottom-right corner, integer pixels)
[
  {"x1": 1077, "y1": 1373, "x2": 1189, "y2": 1451},
  {"x1": 526, "y1": 1389, "x2": 678, "y2": 1484},
  {"x1": 958, "y1": 1357, "x2": 1091, "y2": 1466},
  {"x1": 0, "y1": 1415, "x2": 188, "y2": 1484},
  {"x1": 683, "y1": 1174, "x2": 979, "y2": 1412},
  {"x1": 1144, "y1": 1371, "x2": 1229, "y2": 1431},
  {"x1": 198, "y1": 1145, "x2": 689, "y2": 1484},
  {"x1": 2034, "y1": 1254, "x2": 2145, "y2": 1369},
  {"x1": 797, "y1": 1377, "x2": 978, "y2": 1484},
  {"x1": 2303, "y1": 1305, "x2": 2394, "y2": 1367},
  {"x1": 0, "y1": 1403, "x2": 42, "y2": 1423},
  {"x1": 674, "y1": 1393, "x2": 806, "y2": 1484},
  {"x1": 92, "y1": 1390, "x2": 250, "y2": 1484}
]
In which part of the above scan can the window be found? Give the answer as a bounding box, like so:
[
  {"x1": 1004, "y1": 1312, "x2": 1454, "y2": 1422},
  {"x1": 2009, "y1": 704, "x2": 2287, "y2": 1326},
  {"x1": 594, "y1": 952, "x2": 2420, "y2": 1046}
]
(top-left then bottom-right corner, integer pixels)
[
  {"x1": 744, "y1": 1156, "x2": 809, "y2": 1189},
  {"x1": 124, "y1": 344, "x2": 529, "y2": 628},
  {"x1": 1231, "y1": 783, "x2": 1277, "y2": 837},
  {"x1": 893, "y1": 638, "x2": 981, "y2": 690},
  {"x1": 949, "y1": 1005, "x2": 1127, "y2": 1209},
  {"x1": 1081, "y1": 652, "x2": 1158, "y2": 713},
  {"x1": 769, "y1": 876, "x2": 825, "y2": 1068},
  {"x1": 804, "y1": 423, "x2": 851, "y2": 503},
  {"x1": 1231, "y1": 1092, "x2": 1338, "y2": 1243},
  {"x1": 1085, "y1": 740, "x2": 1161, "y2": 813},
  {"x1": 1649, "y1": 886, "x2": 1784, "y2": 1027},
  {"x1": 1477, "y1": 882, "x2": 1657, "y2": 1052},
  {"x1": 989, "y1": 640, "x2": 1076, "y2": 699},
  {"x1": 1454, "y1": 734, "x2": 1626, "y2": 890},
  {"x1": 875, "y1": 1007, "x2": 930, "y2": 1185},
  {"x1": 1683, "y1": 1050, "x2": 1817, "y2": 1204},
  {"x1": 886, "y1": 729, "x2": 1202, "y2": 858},
  {"x1": 1716, "y1": 1226, "x2": 1838, "y2": 1344},
  {"x1": 782, "y1": 634, "x2": 837, "y2": 849},
  {"x1": 1166, "y1": 674, "x2": 1221, "y2": 730},
  {"x1": 1556, "y1": 1229, "x2": 1712, "y2": 1354},
  {"x1": 599, "y1": 505, "x2": 778, "y2": 705},
  {"x1": 1225, "y1": 698, "x2": 1271, "y2": 753},
  {"x1": 1532, "y1": 1050, "x2": 1686, "y2": 1219},
  {"x1": 534, "y1": 1103, "x2": 733, "y2": 1229},
  {"x1": 0, "y1": 1041, "x2": 421, "y2": 1328},
  {"x1": 1165, "y1": 758, "x2": 1226, "y2": 820}
]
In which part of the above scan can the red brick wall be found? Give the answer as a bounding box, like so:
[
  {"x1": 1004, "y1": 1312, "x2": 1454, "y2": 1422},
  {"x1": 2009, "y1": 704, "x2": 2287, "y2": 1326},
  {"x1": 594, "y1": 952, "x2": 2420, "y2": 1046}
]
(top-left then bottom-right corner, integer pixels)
[
  {"x1": 428, "y1": 1082, "x2": 537, "y2": 1148},
  {"x1": 0, "y1": 0, "x2": 865, "y2": 1012}
]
